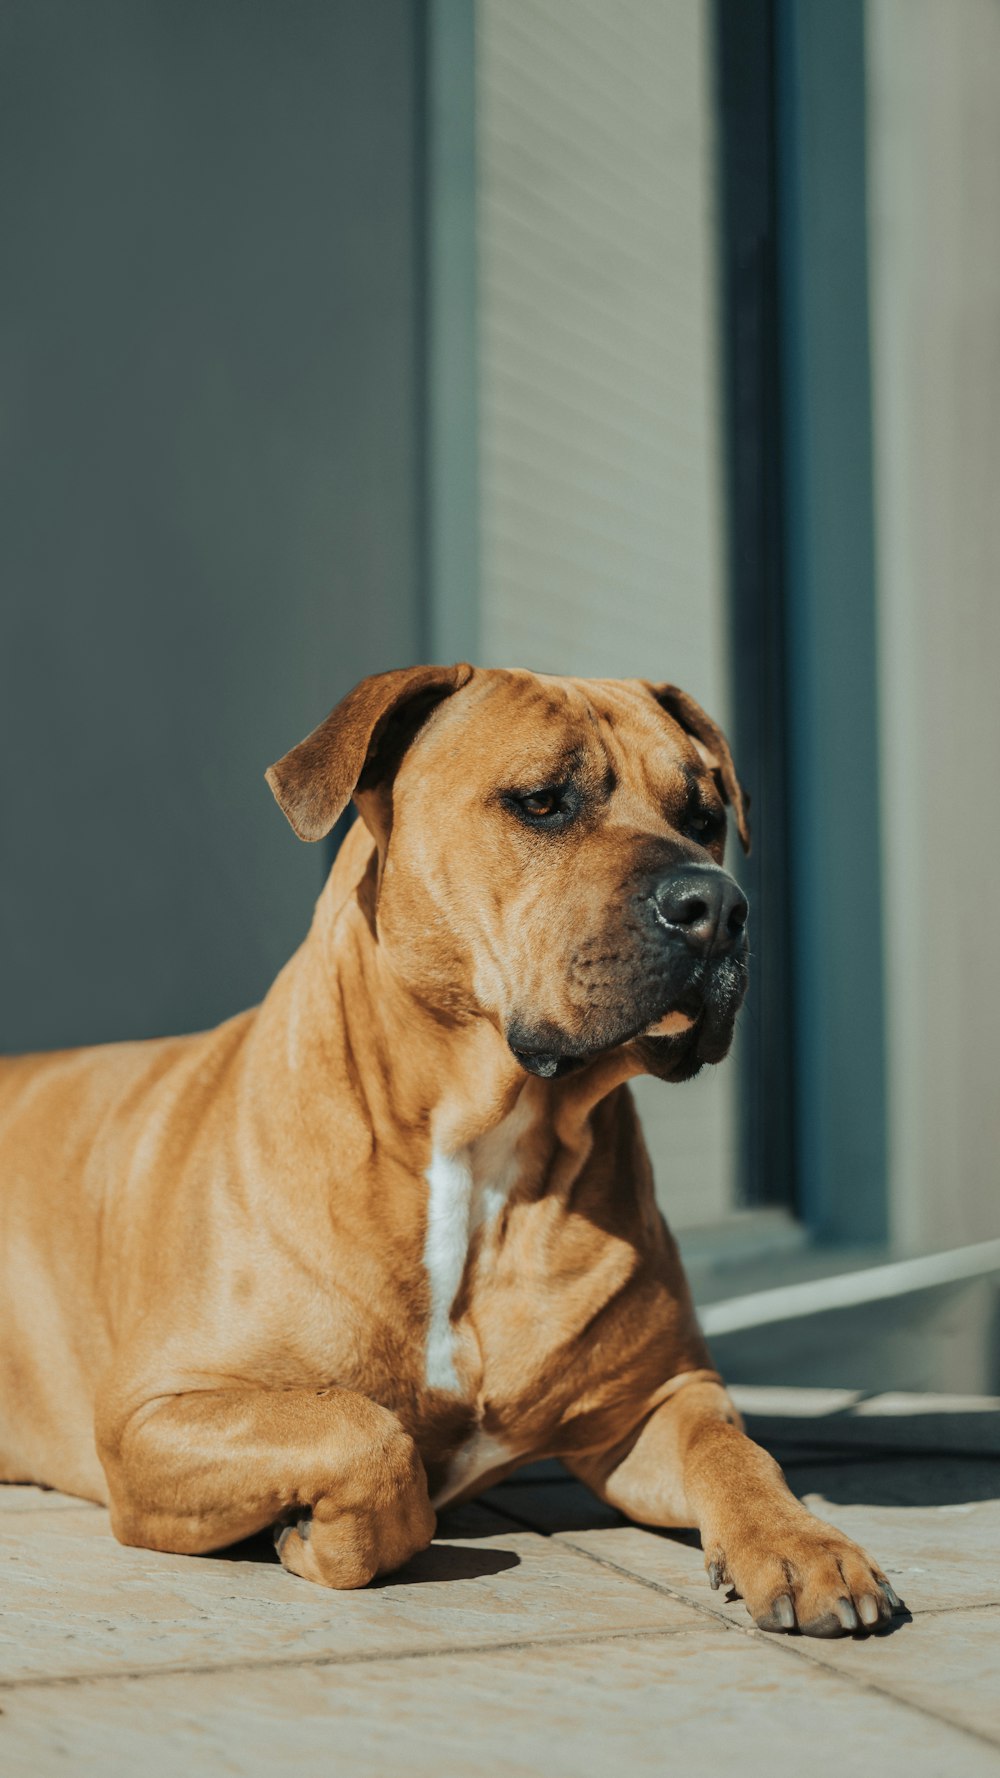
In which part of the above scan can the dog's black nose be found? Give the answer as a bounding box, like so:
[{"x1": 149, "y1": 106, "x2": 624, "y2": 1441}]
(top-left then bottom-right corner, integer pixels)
[{"x1": 653, "y1": 868, "x2": 748, "y2": 956}]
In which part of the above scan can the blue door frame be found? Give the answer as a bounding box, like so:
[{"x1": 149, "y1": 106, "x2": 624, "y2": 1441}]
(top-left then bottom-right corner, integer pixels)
[{"x1": 776, "y1": 0, "x2": 887, "y2": 1242}]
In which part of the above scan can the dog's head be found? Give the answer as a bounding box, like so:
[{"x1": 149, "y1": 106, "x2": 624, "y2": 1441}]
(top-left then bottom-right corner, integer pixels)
[{"x1": 267, "y1": 665, "x2": 750, "y2": 1083}]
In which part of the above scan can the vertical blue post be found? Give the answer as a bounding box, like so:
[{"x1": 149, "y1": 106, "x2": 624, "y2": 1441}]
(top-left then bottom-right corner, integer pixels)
[{"x1": 775, "y1": 0, "x2": 887, "y2": 1241}]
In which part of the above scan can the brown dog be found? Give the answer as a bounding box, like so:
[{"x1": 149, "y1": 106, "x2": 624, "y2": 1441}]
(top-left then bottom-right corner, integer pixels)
[{"x1": 0, "y1": 666, "x2": 901, "y2": 1634}]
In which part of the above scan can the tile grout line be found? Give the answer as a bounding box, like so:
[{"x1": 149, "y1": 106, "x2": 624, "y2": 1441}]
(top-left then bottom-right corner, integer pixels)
[
  {"x1": 0, "y1": 1506, "x2": 105, "y2": 1516},
  {"x1": 0, "y1": 1623, "x2": 692, "y2": 1696},
  {"x1": 882, "y1": 1597, "x2": 1000, "y2": 1617},
  {"x1": 483, "y1": 1496, "x2": 1000, "y2": 1625},
  {"x1": 549, "y1": 1531, "x2": 1000, "y2": 1756},
  {"x1": 5, "y1": 1492, "x2": 997, "y2": 1749}
]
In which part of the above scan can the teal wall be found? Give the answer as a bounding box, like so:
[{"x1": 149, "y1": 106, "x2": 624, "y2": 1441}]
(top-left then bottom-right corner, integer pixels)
[{"x1": 0, "y1": 0, "x2": 425, "y2": 1049}]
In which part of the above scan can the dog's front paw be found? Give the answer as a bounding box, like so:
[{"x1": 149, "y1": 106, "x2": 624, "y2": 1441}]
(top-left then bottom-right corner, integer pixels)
[
  {"x1": 705, "y1": 1511, "x2": 906, "y2": 1637},
  {"x1": 275, "y1": 1426, "x2": 436, "y2": 1589}
]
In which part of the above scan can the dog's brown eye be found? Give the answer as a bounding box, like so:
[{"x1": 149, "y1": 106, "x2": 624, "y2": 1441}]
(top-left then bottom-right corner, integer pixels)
[
  {"x1": 505, "y1": 784, "x2": 577, "y2": 828},
  {"x1": 521, "y1": 791, "x2": 558, "y2": 817},
  {"x1": 683, "y1": 806, "x2": 723, "y2": 844}
]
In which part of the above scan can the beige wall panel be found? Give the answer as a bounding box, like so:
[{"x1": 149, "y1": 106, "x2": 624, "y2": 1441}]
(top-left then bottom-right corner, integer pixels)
[
  {"x1": 867, "y1": 0, "x2": 1000, "y2": 1249},
  {"x1": 476, "y1": 0, "x2": 737, "y2": 1227}
]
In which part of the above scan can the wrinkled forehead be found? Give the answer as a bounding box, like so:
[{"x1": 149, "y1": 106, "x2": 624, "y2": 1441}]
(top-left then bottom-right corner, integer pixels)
[{"x1": 414, "y1": 669, "x2": 705, "y2": 789}]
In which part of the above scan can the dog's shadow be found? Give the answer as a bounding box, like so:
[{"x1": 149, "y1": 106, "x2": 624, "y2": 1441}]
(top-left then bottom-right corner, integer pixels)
[
  {"x1": 375, "y1": 1542, "x2": 519, "y2": 1585},
  {"x1": 216, "y1": 1527, "x2": 520, "y2": 1586}
]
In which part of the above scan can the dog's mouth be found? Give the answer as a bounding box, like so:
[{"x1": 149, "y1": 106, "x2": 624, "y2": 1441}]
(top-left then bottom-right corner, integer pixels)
[
  {"x1": 636, "y1": 954, "x2": 747, "y2": 1078},
  {"x1": 507, "y1": 1014, "x2": 703, "y2": 1083},
  {"x1": 507, "y1": 953, "x2": 747, "y2": 1084},
  {"x1": 643, "y1": 1010, "x2": 696, "y2": 1038}
]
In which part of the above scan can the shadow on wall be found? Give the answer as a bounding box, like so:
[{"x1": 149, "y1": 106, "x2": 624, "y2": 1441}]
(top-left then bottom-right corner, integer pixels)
[
  {"x1": 744, "y1": 1406, "x2": 1000, "y2": 1510},
  {"x1": 481, "y1": 1403, "x2": 1000, "y2": 1527},
  {"x1": 709, "y1": 1278, "x2": 1000, "y2": 1397}
]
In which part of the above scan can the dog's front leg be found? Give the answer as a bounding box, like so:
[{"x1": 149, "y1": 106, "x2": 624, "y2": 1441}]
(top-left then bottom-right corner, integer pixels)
[
  {"x1": 96, "y1": 1383, "x2": 435, "y2": 1588},
  {"x1": 569, "y1": 1378, "x2": 904, "y2": 1636}
]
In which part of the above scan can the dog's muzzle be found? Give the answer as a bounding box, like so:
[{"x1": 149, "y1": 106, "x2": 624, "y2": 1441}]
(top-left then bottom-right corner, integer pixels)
[{"x1": 507, "y1": 865, "x2": 749, "y2": 1080}]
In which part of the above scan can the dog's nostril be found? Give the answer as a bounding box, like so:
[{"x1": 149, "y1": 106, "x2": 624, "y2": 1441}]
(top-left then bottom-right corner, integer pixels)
[
  {"x1": 673, "y1": 895, "x2": 710, "y2": 929},
  {"x1": 654, "y1": 869, "x2": 747, "y2": 956}
]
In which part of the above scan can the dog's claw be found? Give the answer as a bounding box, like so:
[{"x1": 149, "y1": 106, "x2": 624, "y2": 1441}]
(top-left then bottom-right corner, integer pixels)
[
  {"x1": 758, "y1": 1592, "x2": 796, "y2": 1631},
  {"x1": 273, "y1": 1508, "x2": 312, "y2": 1554},
  {"x1": 858, "y1": 1593, "x2": 880, "y2": 1627},
  {"x1": 708, "y1": 1561, "x2": 722, "y2": 1590},
  {"x1": 836, "y1": 1596, "x2": 861, "y2": 1631},
  {"x1": 882, "y1": 1582, "x2": 904, "y2": 1612}
]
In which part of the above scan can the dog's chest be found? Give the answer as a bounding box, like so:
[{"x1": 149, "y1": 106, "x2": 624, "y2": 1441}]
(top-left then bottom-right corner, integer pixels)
[
  {"x1": 419, "y1": 1100, "x2": 543, "y2": 1505},
  {"x1": 421, "y1": 1098, "x2": 533, "y2": 1397},
  {"x1": 415, "y1": 1095, "x2": 645, "y2": 1509}
]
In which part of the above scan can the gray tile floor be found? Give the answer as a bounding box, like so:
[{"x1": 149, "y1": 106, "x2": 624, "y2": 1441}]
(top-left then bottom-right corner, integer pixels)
[{"x1": 1, "y1": 1389, "x2": 998, "y2": 1776}]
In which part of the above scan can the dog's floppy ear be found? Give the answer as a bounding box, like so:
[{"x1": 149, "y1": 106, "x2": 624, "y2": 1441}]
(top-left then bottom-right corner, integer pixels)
[
  {"x1": 266, "y1": 663, "x2": 474, "y2": 842},
  {"x1": 646, "y1": 682, "x2": 751, "y2": 853}
]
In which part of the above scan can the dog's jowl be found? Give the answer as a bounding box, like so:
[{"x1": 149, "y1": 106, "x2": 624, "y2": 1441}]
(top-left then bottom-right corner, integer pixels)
[{"x1": 0, "y1": 666, "x2": 902, "y2": 1634}]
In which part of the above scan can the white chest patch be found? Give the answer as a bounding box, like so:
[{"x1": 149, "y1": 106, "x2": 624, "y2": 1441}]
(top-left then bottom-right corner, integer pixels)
[
  {"x1": 432, "y1": 1429, "x2": 518, "y2": 1509},
  {"x1": 422, "y1": 1094, "x2": 533, "y2": 1394}
]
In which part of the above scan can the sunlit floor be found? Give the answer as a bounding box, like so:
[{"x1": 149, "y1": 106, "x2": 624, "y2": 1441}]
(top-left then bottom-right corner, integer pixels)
[{"x1": 1, "y1": 1389, "x2": 997, "y2": 1776}]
